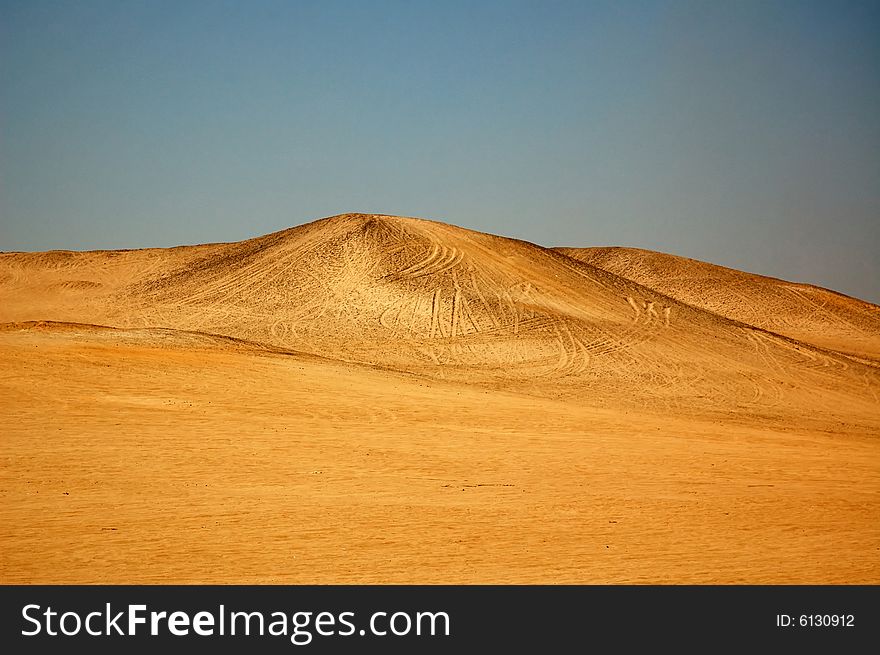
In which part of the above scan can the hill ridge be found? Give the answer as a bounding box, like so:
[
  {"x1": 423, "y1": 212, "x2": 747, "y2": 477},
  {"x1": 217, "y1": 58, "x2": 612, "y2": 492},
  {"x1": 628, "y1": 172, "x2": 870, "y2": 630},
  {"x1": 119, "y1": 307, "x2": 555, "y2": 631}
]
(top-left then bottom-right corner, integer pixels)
[
  {"x1": 557, "y1": 246, "x2": 880, "y2": 362},
  {"x1": 1, "y1": 213, "x2": 877, "y2": 417}
]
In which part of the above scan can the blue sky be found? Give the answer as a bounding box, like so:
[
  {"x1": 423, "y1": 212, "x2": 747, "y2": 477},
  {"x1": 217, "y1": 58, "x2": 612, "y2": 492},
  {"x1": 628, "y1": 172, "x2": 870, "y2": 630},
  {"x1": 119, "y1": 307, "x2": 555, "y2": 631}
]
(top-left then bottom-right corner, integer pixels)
[{"x1": 1, "y1": 0, "x2": 878, "y2": 301}]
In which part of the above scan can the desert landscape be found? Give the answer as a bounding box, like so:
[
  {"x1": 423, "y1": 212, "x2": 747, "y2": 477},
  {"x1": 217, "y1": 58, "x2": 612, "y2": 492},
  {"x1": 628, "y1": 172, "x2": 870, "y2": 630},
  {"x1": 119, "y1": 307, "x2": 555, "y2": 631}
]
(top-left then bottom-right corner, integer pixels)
[{"x1": 1, "y1": 212, "x2": 878, "y2": 583}]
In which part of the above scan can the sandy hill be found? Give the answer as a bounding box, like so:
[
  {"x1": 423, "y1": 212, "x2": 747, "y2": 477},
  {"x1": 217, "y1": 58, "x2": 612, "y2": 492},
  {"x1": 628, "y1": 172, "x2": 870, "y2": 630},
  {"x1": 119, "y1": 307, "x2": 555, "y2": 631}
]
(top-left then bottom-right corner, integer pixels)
[
  {"x1": 557, "y1": 246, "x2": 880, "y2": 364},
  {"x1": 1, "y1": 213, "x2": 877, "y2": 420},
  {"x1": 1, "y1": 213, "x2": 879, "y2": 584}
]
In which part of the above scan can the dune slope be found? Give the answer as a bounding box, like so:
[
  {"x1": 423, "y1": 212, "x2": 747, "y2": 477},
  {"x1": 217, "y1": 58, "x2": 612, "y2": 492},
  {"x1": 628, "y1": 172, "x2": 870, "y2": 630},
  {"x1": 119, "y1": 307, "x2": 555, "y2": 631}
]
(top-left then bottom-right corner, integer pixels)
[
  {"x1": 557, "y1": 246, "x2": 880, "y2": 364},
  {"x1": 1, "y1": 214, "x2": 877, "y2": 420}
]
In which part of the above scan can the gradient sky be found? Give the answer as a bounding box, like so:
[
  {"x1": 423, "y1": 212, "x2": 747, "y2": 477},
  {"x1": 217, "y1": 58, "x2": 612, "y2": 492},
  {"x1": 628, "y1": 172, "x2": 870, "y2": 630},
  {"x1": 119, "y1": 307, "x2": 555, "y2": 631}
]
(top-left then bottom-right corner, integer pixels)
[{"x1": 2, "y1": 0, "x2": 878, "y2": 301}]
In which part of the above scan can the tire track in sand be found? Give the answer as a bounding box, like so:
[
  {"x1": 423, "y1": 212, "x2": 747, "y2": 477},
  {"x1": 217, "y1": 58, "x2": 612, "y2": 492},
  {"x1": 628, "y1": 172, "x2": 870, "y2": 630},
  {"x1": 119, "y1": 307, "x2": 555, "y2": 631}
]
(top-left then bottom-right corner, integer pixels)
[{"x1": 394, "y1": 243, "x2": 464, "y2": 281}]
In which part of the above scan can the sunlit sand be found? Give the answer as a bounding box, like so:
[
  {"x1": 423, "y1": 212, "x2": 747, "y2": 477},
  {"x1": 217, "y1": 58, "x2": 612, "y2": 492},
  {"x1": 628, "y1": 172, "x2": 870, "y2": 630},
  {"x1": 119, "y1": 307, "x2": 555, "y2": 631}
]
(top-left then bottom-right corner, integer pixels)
[{"x1": 1, "y1": 214, "x2": 877, "y2": 583}]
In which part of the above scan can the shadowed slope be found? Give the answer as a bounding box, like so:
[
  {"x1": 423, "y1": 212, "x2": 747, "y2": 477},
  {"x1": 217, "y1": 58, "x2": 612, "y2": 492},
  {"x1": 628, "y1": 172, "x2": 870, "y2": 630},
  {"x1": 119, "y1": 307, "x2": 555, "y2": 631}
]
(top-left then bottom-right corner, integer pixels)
[{"x1": 557, "y1": 246, "x2": 880, "y2": 364}]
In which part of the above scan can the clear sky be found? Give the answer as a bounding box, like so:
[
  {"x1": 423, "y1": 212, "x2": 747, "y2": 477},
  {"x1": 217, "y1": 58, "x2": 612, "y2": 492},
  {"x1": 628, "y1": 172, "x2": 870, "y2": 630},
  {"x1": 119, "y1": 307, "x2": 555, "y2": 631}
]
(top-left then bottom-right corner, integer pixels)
[{"x1": 1, "y1": 0, "x2": 878, "y2": 302}]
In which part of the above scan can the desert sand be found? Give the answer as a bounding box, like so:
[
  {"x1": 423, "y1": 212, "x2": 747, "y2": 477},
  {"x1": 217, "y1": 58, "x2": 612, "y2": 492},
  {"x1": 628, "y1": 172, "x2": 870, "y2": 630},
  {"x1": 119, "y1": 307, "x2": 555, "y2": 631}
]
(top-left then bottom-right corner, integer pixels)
[{"x1": 1, "y1": 213, "x2": 878, "y2": 583}]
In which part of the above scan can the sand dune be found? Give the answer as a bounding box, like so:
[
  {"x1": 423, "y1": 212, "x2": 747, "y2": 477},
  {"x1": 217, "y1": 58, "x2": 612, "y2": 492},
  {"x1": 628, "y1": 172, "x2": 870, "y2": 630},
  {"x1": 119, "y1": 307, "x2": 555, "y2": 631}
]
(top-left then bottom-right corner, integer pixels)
[
  {"x1": 2, "y1": 214, "x2": 876, "y2": 417},
  {"x1": 558, "y1": 246, "x2": 880, "y2": 364},
  {"x1": 1, "y1": 214, "x2": 878, "y2": 583}
]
